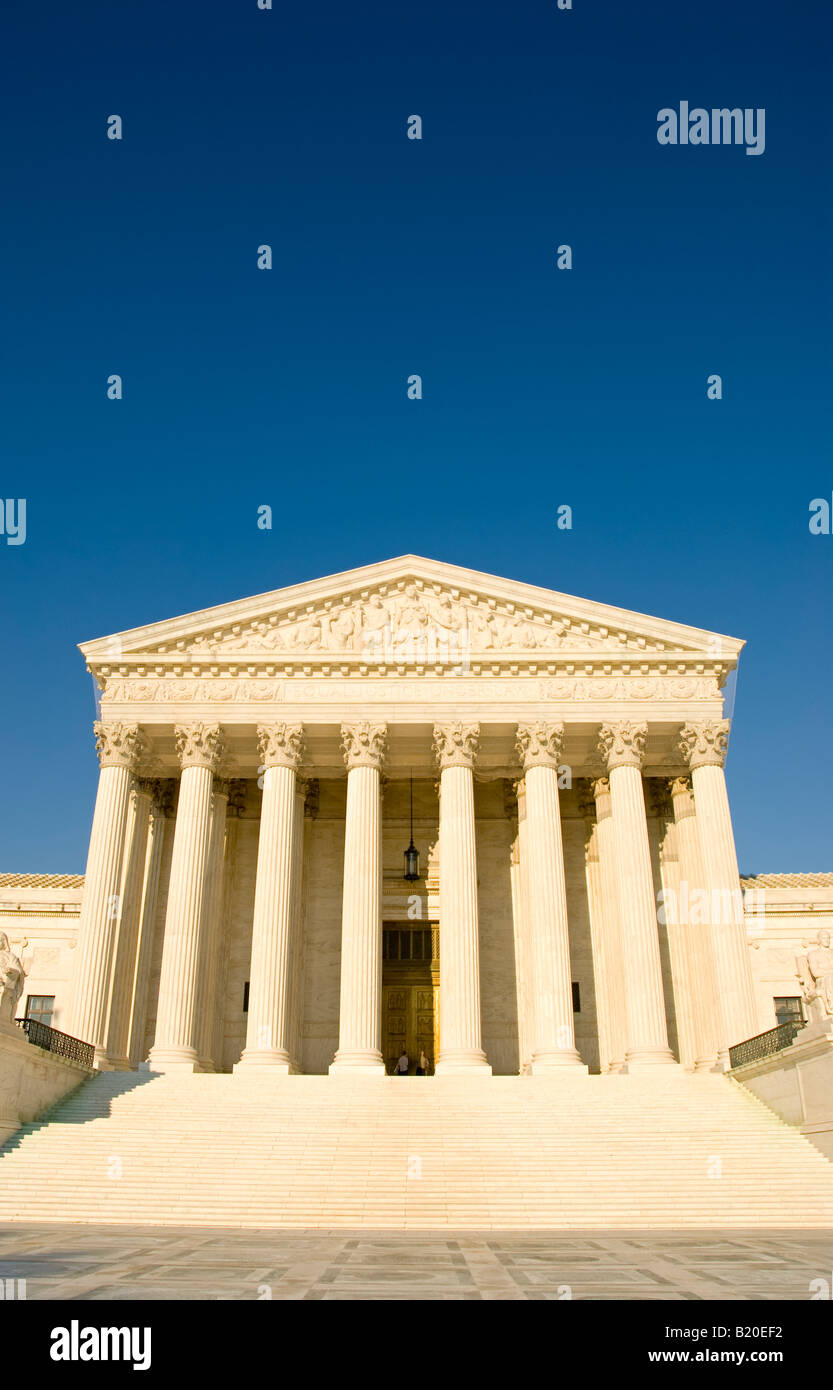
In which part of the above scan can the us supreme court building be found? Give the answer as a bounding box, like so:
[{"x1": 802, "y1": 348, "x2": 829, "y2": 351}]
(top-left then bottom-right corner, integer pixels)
[{"x1": 17, "y1": 557, "x2": 814, "y2": 1080}]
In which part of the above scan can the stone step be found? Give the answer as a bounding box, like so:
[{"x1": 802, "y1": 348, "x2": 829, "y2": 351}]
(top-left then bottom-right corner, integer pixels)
[{"x1": 3, "y1": 1071, "x2": 831, "y2": 1230}]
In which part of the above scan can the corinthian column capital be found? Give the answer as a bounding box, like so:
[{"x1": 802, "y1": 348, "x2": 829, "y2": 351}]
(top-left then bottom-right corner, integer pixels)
[
  {"x1": 94, "y1": 721, "x2": 147, "y2": 770},
  {"x1": 257, "y1": 723, "x2": 305, "y2": 771},
  {"x1": 174, "y1": 722, "x2": 225, "y2": 772},
  {"x1": 515, "y1": 721, "x2": 565, "y2": 770},
  {"x1": 597, "y1": 721, "x2": 647, "y2": 771},
  {"x1": 669, "y1": 774, "x2": 692, "y2": 797},
  {"x1": 668, "y1": 774, "x2": 695, "y2": 813},
  {"x1": 677, "y1": 720, "x2": 730, "y2": 769},
  {"x1": 433, "y1": 722, "x2": 480, "y2": 770},
  {"x1": 341, "y1": 721, "x2": 388, "y2": 771}
]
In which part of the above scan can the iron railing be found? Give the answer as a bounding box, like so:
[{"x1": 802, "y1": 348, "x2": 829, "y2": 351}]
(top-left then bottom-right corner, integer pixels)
[
  {"x1": 728, "y1": 1019, "x2": 805, "y2": 1070},
  {"x1": 15, "y1": 1017, "x2": 95, "y2": 1070}
]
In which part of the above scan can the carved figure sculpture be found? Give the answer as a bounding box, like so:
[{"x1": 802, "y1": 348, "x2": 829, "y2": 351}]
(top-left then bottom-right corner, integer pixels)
[
  {"x1": 796, "y1": 930, "x2": 833, "y2": 1023},
  {"x1": 0, "y1": 933, "x2": 25, "y2": 1026}
]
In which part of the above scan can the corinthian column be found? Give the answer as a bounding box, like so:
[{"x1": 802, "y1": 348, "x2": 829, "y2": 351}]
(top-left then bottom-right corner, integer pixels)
[
  {"x1": 104, "y1": 776, "x2": 154, "y2": 1069},
  {"x1": 68, "y1": 723, "x2": 146, "y2": 1066},
  {"x1": 598, "y1": 722, "x2": 675, "y2": 1068},
  {"x1": 238, "y1": 724, "x2": 305, "y2": 1069},
  {"x1": 506, "y1": 780, "x2": 533, "y2": 1075},
  {"x1": 148, "y1": 723, "x2": 225, "y2": 1072},
  {"x1": 585, "y1": 777, "x2": 628, "y2": 1072},
  {"x1": 330, "y1": 722, "x2": 387, "y2": 1074},
  {"x1": 287, "y1": 777, "x2": 313, "y2": 1071},
  {"x1": 196, "y1": 777, "x2": 230, "y2": 1071},
  {"x1": 668, "y1": 775, "x2": 720, "y2": 1070},
  {"x1": 127, "y1": 781, "x2": 171, "y2": 1068},
  {"x1": 433, "y1": 722, "x2": 491, "y2": 1075},
  {"x1": 516, "y1": 723, "x2": 585, "y2": 1070},
  {"x1": 677, "y1": 721, "x2": 757, "y2": 1063}
]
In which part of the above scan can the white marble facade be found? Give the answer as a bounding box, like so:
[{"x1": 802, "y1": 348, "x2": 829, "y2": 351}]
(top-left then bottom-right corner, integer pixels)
[{"x1": 10, "y1": 556, "x2": 808, "y2": 1077}]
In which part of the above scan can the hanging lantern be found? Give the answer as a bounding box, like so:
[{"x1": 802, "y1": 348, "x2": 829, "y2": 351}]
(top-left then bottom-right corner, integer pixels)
[{"x1": 403, "y1": 774, "x2": 421, "y2": 882}]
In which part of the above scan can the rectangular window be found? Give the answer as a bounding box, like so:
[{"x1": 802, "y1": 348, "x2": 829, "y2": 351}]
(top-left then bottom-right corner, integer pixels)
[
  {"x1": 572, "y1": 982, "x2": 581, "y2": 1013},
  {"x1": 774, "y1": 996, "x2": 804, "y2": 1026},
  {"x1": 382, "y1": 926, "x2": 436, "y2": 964},
  {"x1": 25, "y1": 995, "x2": 55, "y2": 1028},
  {"x1": 243, "y1": 981, "x2": 250, "y2": 1013}
]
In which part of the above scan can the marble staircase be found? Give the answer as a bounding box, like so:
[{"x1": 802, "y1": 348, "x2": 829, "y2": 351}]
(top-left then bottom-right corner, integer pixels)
[{"x1": 1, "y1": 1070, "x2": 832, "y2": 1229}]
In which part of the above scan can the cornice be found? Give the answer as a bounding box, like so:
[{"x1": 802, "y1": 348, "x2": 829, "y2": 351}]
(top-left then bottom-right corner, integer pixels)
[{"x1": 79, "y1": 556, "x2": 744, "y2": 678}]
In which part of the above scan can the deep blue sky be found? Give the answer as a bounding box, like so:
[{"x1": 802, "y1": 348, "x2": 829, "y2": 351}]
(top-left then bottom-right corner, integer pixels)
[{"x1": 0, "y1": 0, "x2": 830, "y2": 873}]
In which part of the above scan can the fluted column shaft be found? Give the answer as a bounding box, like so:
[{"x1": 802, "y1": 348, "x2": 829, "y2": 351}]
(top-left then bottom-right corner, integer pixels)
[
  {"x1": 599, "y1": 723, "x2": 675, "y2": 1067},
  {"x1": 669, "y1": 776, "x2": 720, "y2": 1070},
  {"x1": 148, "y1": 724, "x2": 225, "y2": 1072},
  {"x1": 515, "y1": 783, "x2": 533, "y2": 1074},
  {"x1": 211, "y1": 785, "x2": 245, "y2": 1071},
  {"x1": 678, "y1": 721, "x2": 757, "y2": 1063},
  {"x1": 507, "y1": 781, "x2": 533, "y2": 1075},
  {"x1": 588, "y1": 778, "x2": 628, "y2": 1072},
  {"x1": 197, "y1": 780, "x2": 230, "y2": 1070},
  {"x1": 330, "y1": 723, "x2": 387, "y2": 1073},
  {"x1": 239, "y1": 725, "x2": 304, "y2": 1069},
  {"x1": 287, "y1": 780, "x2": 310, "y2": 1071},
  {"x1": 127, "y1": 788, "x2": 168, "y2": 1068},
  {"x1": 68, "y1": 723, "x2": 145, "y2": 1066},
  {"x1": 105, "y1": 780, "x2": 153, "y2": 1068},
  {"x1": 517, "y1": 724, "x2": 584, "y2": 1070},
  {"x1": 433, "y1": 723, "x2": 490, "y2": 1074}
]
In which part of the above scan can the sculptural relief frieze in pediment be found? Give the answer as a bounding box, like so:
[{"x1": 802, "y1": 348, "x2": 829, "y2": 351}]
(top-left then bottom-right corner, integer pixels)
[{"x1": 146, "y1": 583, "x2": 682, "y2": 661}]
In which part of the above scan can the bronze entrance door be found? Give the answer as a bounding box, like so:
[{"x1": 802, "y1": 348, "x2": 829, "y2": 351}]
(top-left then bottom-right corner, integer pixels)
[{"x1": 381, "y1": 924, "x2": 439, "y2": 1073}]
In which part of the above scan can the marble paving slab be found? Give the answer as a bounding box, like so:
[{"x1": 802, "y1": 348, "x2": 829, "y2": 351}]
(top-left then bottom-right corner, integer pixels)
[{"x1": 0, "y1": 1225, "x2": 831, "y2": 1301}]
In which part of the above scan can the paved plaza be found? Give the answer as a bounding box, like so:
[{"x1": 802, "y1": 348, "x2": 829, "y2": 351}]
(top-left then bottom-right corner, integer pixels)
[{"x1": 1, "y1": 1225, "x2": 831, "y2": 1301}]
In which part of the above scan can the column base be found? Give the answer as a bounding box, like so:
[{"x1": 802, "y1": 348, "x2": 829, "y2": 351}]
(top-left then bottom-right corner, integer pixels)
[
  {"x1": 98, "y1": 1052, "x2": 133, "y2": 1072},
  {"x1": 434, "y1": 1049, "x2": 492, "y2": 1076},
  {"x1": 621, "y1": 1047, "x2": 680, "y2": 1073},
  {"x1": 329, "y1": 1049, "x2": 385, "y2": 1075},
  {"x1": 530, "y1": 1052, "x2": 589, "y2": 1074},
  {"x1": 693, "y1": 1056, "x2": 723, "y2": 1073},
  {"x1": 91, "y1": 1047, "x2": 134, "y2": 1072},
  {"x1": 145, "y1": 1047, "x2": 202, "y2": 1074},
  {"x1": 235, "y1": 1049, "x2": 293, "y2": 1073}
]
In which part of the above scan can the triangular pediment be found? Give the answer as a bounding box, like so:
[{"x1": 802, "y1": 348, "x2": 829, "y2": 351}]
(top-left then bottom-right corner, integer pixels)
[{"x1": 79, "y1": 556, "x2": 743, "y2": 674}]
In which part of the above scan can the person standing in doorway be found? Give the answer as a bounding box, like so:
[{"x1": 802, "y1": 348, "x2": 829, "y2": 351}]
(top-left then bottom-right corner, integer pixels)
[
  {"x1": 395, "y1": 1050, "x2": 409, "y2": 1075},
  {"x1": 416, "y1": 1050, "x2": 430, "y2": 1076}
]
